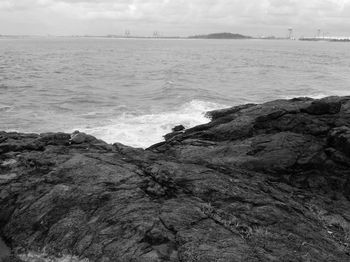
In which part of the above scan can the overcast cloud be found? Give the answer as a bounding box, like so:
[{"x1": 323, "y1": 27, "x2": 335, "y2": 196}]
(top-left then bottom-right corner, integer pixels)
[{"x1": 0, "y1": 0, "x2": 349, "y2": 36}]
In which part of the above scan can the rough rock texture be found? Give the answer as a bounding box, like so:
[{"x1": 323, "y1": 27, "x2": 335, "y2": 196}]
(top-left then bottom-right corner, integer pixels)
[
  {"x1": 0, "y1": 96, "x2": 350, "y2": 262},
  {"x1": 0, "y1": 237, "x2": 11, "y2": 260}
]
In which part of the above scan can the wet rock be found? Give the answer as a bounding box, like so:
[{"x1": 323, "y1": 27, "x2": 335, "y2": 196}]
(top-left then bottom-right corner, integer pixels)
[
  {"x1": 172, "y1": 125, "x2": 185, "y2": 132},
  {"x1": 328, "y1": 126, "x2": 350, "y2": 156},
  {"x1": 0, "y1": 159, "x2": 17, "y2": 167},
  {"x1": 164, "y1": 131, "x2": 182, "y2": 141},
  {"x1": 206, "y1": 103, "x2": 256, "y2": 120},
  {"x1": 302, "y1": 97, "x2": 342, "y2": 115},
  {"x1": 163, "y1": 125, "x2": 186, "y2": 141},
  {"x1": 0, "y1": 237, "x2": 11, "y2": 261},
  {"x1": 1, "y1": 96, "x2": 350, "y2": 261},
  {"x1": 38, "y1": 132, "x2": 71, "y2": 146},
  {"x1": 70, "y1": 131, "x2": 96, "y2": 144},
  {"x1": 0, "y1": 173, "x2": 17, "y2": 183}
]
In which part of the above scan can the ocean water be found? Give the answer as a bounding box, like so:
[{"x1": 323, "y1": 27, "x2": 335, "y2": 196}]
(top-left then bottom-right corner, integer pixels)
[{"x1": 0, "y1": 37, "x2": 349, "y2": 147}]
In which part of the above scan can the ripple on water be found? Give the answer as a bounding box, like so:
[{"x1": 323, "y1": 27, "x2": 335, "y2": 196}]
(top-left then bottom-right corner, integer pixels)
[{"x1": 1, "y1": 38, "x2": 350, "y2": 147}]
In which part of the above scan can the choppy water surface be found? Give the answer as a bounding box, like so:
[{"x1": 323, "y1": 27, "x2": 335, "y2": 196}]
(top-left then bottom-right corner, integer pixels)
[{"x1": 0, "y1": 37, "x2": 349, "y2": 147}]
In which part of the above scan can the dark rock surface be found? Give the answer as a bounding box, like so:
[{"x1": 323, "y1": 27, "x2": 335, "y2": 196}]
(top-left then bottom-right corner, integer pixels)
[
  {"x1": 172, "y1": 125, "x2": 185, "y2": 133},
  {"x1": 0, "y1": 96, "x2": 350, "y2": 261},
  {"x1": 163, "y1": 126, "x2": 186, "y2": 142},
  {"x1": 0, "y1": 237, "x2": 11, "y2": 261}
]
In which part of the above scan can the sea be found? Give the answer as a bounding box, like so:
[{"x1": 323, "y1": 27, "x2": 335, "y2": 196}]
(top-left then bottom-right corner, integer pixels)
[{"x1": 0, "y1": 37, "x2": 349, "y2": 148}]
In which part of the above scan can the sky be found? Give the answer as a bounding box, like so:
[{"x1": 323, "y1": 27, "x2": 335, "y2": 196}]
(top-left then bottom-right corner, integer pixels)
[{"x1": 0, "y1": 0, "x2": 350, "y2": 37}]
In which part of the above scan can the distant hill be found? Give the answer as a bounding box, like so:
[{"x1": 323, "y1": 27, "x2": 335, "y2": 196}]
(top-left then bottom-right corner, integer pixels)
[{"x1": 189, "y1": 32, "x2": 251, "y2": 39}]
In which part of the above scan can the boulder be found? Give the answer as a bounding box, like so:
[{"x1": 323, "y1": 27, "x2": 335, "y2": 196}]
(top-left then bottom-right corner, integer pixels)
[
  {"x1": 172, "y1": 125, "x2": 185, "y2": 132},
  {"x1": 70, "y1": 131, "x2": 93, "y2": 144}
]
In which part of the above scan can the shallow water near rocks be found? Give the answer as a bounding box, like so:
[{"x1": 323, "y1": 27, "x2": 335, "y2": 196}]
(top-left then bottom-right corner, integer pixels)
[{"x1": 0, "y1": 37, "x2": 349, "y2": 147}]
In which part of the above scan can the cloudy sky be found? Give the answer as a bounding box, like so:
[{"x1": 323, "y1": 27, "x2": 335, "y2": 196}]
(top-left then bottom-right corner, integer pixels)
[{"x1": 0, "y1": 0, "x2": 350, "y2": 37}]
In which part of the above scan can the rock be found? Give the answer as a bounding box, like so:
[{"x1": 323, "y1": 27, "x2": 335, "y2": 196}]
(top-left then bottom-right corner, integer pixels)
[
  {"x1": 164, "y1": 131, "x2": 182, "y2": 141},
  {"x1": 0, "y1": 159, "x2": 17, "y2": 167},
  {"x1": 0, "y1": 237, "x2": 11, "y2": 261},
  {"x1": 70, "y1": 131, "x2": 96, "y2": 144},
  {"x1": 164, "y1": 126, "x2": 186, "y2": 141},
  {"x1": 38, "y1": 132, "x2": 71, "y2": 146},
  {"x1": 206, "y1": 103, "x2": 256, "y2": 120},
  {"x1": 172, "y1": 125, "x2": 185, "y2": 132},
  {"x1": 0, "y1": 96, "x2": 350, "y2": 261},
  {"x1": 328, "y1": 126, "x2": 350, "y2": 156},
  {"x1": 0, "y1": 173, "x2": 17, "y2": 183},
  {"x1": 302, "y1": 97, "x2": 342, "y2": 115}
]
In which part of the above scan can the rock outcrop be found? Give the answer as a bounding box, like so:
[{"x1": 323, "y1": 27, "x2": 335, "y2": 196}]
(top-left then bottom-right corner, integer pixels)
[{"x1": 0, "y1": 96, "x2": 350, "y2": 262}]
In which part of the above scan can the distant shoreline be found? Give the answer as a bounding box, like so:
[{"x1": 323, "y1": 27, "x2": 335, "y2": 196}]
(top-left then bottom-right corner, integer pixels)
[{"x1": 1, "y1": 33, "x2": 350, "y2": 42}]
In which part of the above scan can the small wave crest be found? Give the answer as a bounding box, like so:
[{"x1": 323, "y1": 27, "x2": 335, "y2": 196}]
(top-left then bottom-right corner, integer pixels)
[
  {"x1": 281, "y1": 91, "x2": 350, "y2": 101},
  {"x1": 76, "y1": 100, "x2": 225, "y2": 148}
]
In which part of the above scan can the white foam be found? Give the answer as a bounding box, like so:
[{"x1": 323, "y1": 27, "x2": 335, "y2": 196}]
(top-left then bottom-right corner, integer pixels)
[
  {"x1": 282, "y1": 91, "x2": 350, "y2": 100},
  {"x1": 76, "y1": 100, "x2": 225, "y2": 148},
  {"x1": 306, "y1": 93, "x2": 330, "y2": 99},
  {"x1": 277, "y1": 93, "x2": 328, "y2": 101}
]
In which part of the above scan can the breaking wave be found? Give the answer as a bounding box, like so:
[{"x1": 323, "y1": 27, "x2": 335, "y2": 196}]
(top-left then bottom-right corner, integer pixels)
[{"x1": 76, "y1": 100, "x2": 226, "y2": 148}]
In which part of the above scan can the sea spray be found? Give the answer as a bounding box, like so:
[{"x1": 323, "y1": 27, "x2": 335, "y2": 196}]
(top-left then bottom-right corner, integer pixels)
[{"x1": 76, "y1": 100, "x2": 226, "y2": 148}]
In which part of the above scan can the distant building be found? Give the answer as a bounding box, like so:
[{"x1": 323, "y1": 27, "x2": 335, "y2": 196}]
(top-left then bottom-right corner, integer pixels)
[{"x1": 287, "y1": 28, "x2": 295, "y2": 40}]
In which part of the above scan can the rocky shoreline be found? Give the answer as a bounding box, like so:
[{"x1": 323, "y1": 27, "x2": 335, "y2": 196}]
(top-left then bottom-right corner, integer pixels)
[{"x1": 0, "y1": 96, "x2": 350, "y2": 261}]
